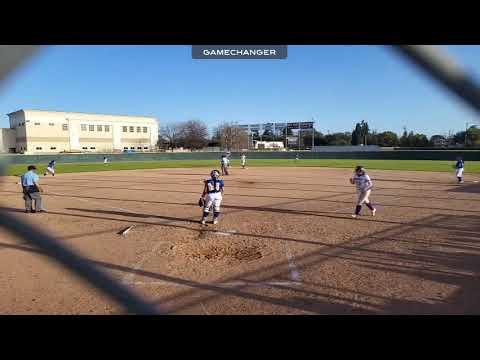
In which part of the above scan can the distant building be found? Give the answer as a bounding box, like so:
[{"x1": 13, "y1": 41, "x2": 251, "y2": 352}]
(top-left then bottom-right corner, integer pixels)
[
  {"x1": 2, "y1": 109, "x2": 158, "y2": 154},
  {"x1": 253, "y1": 141, "x2": 285, "y2": 150}
]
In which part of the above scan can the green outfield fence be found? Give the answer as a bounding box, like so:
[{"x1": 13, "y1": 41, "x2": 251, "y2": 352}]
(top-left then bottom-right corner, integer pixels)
[
  {"x1": 0, "y1": 45, "x2": 479, "y2": 315},
  {"x1": 1, "y1": 149, "x2": 480, "y2": 165}
]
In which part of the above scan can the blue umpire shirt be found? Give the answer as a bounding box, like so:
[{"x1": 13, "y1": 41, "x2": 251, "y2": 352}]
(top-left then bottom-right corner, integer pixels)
[{"x1": 22, "y1": 170, "x2": 39, "y2": 187}]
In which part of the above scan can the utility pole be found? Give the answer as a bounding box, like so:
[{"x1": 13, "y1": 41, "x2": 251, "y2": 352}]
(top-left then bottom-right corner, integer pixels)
[
  {"x1": 465, "y1": 122, "x2": 469, "y2": 147},
  {"x1": 311, "y1": 117, "x2": 315, "y2": 150}
]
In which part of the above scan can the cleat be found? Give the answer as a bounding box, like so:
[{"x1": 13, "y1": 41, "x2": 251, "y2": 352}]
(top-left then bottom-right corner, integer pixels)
[
  {"x1": 213, "y1": 219, "x2": 218, "y2": 225},
  {"x1": 372, "y1": 208, "x2": 376, "y2": 216},
  {"x1": 351, "y1": 214, "x2": 357, "y2": 218},
  {"x1": 201, "y1": 219, "x2": 206, "y2": 225}
]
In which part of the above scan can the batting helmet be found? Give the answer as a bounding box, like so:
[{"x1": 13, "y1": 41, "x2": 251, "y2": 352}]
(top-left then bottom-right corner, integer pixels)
[{"x1": 210, "y1": 169, "x2": 220, "y2": 179}]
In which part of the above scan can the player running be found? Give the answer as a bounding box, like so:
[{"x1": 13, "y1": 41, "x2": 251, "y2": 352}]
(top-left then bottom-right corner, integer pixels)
[
  {"x1": 103, "y1": 156, "x2": 109, "y2": 164},
  {"x1": 455, "y1": 157, "x2": 464, "y2": 183},
  {"x1": 44, "y1": 159, "x2": 56, "y2": 176},
  {"x1": 221, "y1": 154, "x2": 230, "y2": 175},
  {"x1": 350, "y1": 165, "x2": 376, "y2": 218},
  {"x1": 199, "y1": 170, "x2": 224, "y2": 225},
  {"x1": 241, "y1": 153, "x2": 246, "y2": 169}
]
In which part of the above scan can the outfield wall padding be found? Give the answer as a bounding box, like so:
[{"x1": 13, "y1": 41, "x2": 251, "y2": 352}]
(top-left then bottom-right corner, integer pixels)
[{"x1": 1, "y1": 150, "x2": 480, "y2": 165}]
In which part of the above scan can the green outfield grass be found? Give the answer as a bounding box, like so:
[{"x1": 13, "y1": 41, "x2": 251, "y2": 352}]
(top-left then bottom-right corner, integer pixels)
[{"x1": 2, "y1": 159, "x2": 480, "y2": 176}]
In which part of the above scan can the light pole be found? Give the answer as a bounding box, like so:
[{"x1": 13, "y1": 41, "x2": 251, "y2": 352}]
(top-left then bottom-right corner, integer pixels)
[{"x1": 465, "y1": 122, "x2": 469, "y2": 147}]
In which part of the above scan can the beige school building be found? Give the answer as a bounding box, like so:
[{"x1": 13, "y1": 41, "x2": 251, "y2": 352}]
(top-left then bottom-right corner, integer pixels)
[{"x1": 1, "y1": 109, "x2": 159, "y2": 154}]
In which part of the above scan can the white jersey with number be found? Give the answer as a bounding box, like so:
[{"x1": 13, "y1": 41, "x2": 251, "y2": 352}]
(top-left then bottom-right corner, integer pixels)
[{"x1": 353, "y1": 173, "x2": 373, "y2": 193}]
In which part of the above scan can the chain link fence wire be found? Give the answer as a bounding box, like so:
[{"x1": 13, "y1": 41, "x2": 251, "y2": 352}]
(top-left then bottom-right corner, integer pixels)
[
  {"x1": 392, "y1": 45, "x2": 480, "y2": 116},
  {"x1": 1, "y1": 44, "x2": 479, "y2": 315},
  {"x1": 0, "y1": 46, "x2": 161, "y2": 315}
]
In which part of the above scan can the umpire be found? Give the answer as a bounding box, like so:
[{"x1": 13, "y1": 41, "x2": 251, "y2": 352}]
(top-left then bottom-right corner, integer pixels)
[{"x1": 21, "y1": 165, "x2": 47, "y2": 213}]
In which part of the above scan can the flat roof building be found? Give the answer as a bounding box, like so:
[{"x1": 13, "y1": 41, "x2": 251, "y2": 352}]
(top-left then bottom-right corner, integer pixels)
[{"x1": 4, "y1": 109, "x2": 159, "y2": 154}]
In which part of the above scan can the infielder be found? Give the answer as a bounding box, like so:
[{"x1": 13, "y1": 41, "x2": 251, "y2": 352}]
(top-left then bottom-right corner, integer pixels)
[
  {"x1": 455, "y1": 157, "x2": 464, "y2": 183},
  {"x1": 221, "y1": 154, "x2": 230, "y2": 176},
  {"x1": 44, "y1": 159, "x2": 56, "y2": 176},
  {"x1": 241, "y1": 153, "x2": 246, "y2": 169},
  {"x1": 104, "y1": 156, "x2": 109, "y2": 164},
  {"x1": 199, "y1": 170, "x2": 224, "y2": 225},
  {"x1": 21, "y1": 165, "x2": 46, "y2": 213},
  {"x1": 350, "y1": 165, "x2": 376, "y2": 218}
]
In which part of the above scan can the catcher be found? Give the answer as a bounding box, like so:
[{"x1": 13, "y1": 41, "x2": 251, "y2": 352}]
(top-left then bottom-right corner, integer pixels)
[
  {"x1": 199, "y1": 169, "x2": 224, "y2": 225},
  {"x1": 350, "y1": 165, "x2": 376, "y2": 218}
]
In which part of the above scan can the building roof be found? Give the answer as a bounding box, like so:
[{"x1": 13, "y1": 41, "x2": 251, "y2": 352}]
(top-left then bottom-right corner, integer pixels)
[{"x1": 6, "y1": 109, "x2": 157, "y2": 120}]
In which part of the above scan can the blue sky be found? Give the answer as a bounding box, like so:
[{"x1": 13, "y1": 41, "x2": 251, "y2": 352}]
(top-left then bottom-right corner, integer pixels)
[{"x1": 0, "y1": 45, "x2": 479, "y2": 137}]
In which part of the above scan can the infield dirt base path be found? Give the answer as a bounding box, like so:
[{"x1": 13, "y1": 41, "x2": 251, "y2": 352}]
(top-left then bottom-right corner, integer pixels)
[{"x1": 1, "y1": 166, "x2": 480, "y2": 314}]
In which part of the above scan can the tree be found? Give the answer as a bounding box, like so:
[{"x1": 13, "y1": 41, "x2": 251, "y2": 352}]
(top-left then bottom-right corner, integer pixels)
[
  {"x1": 429, "y1": 135, "x2": 447, "y2": 147},
  {"x1": 466, "y1": 126, "x2": 480, "y2": 146},
  {"x1": 400, "y1": 127, "x2": 409, "y2": 147},
  {"x1": 262, "y1": 128, "x2": 275, "y2": 141},
  {"x1": 351, "y1": 123, "x2": 362, "y2": 145},
  {"x1": 375, "y1": 131, "x2": 399, "y2": 147},
  {"x1": 326, "y1": 132, "x2": 352, "y2": 146},
  {"x1": 360, "y1": 120, "x2": 369, "y2": 145},
  {"x1": 215, "y1": 122, "x2": 249, "y2": 151},
  {"x1": 181, "y1": 120, "x2": 209, "y2": 150},
  {"x1": 302, "y1": 130, "x2": 327, "y2": 147},
  {"x1": 160, "y1": 123, "x2": 185, "y2": 152}
]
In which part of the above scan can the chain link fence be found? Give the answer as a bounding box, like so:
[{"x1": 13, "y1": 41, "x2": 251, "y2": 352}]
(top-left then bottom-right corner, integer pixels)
[{"x1": 0, "y1": 44, "x2": 478, "y2": 314}]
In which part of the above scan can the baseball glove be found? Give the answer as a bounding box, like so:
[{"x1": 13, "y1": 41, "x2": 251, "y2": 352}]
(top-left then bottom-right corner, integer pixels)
[{"x1": 198, "y1": 197, "x2": 205, "y2": 208}]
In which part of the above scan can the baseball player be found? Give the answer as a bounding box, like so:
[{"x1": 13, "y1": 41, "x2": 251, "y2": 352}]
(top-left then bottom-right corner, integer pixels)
[
  {"x1": 221, "y1": 154, "x2": 230, "y2": 176},
  {"x1": 103, "y1": 156, "x2": 109, "y2": 164},
  {"x1": 241, "y1": 153, "x2": 247, "y2": 169},
  {"x1": 350, "y1": 165, "x2": 376, "y2": 218},
  {"x1": 44, "y1": 159, "x2": 56, "y2": 176},
  {"x1": 21, "y1": 165, "x2": 47, "y2": 213},
  {"x1": 199, "y1": 170, "x2": 224, "y2": 225},
  {"x1": 295, "y1": 153, "x2": 300, "y2": 161},
  {"x1": 455, "y1": 157, "x2": 464, "y2": 183}
]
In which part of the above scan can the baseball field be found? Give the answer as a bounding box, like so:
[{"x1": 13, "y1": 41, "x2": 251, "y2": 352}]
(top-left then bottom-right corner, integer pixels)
[{"x1": 1, "y1": 162, "x2": 480, "y2": 314}]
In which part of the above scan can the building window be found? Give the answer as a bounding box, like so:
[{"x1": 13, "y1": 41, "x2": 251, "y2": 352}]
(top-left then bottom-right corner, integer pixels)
[
  {"x1": 89, "y1": 125, "x2": 95, "y2": 131},
  {"x1": 130, "y1": 147, "x2": 135, "y2": 150},
  {"x1": 137, "y1": 147, "x2": 142, "y2": 150},
  {"x1": 81, "y1": 124, "x2": 87, "y2": 131},
  {"x1": 36, "y1": 147, "x2": 42, "y2": 150},
  {"x1": 62, "y1": 124, "x2": 68, "y2": 131},
  {"x1": 90, "y1": 147, "x2": 96, "y2": 150},
  {"x1": 144, "y1": 147, "x2": 148, "y2": 149},
  {"x1": 136, "y1": 126, "x2": 141, "y2": 133},
  {"x1": 122, "y1": 126, "x2": 127, "y2": 133},
  {"x1": 123, "y1": 147, "x2": 128, "y2": 150},
  {"x1": 50, "y1": 147, "x2": 57, "y2": 150},
  {"x1": 82, "y1": 147, "x2": 88, "y2": 150},
  {"x1": 49, "y1": 123, "x2": 54, "y2": 126},
  {"x1": 129, "y1": 126, "x2": 134, "y2": 132},
  {"x1": 34, "y1": 122, "x2": 40, "y2": 125},
  {"x1": 143, "y1": 127, "x2": 148, "y2": 133},
  {"x1": 97, "y1": 125, "x2": 103, "y2": 131},
  {"x1": 104, "y1": 125, "x2": 110, "y2": 132}
]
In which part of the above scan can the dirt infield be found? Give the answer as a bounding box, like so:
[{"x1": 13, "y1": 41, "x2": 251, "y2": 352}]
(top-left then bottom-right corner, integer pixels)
[{"x1": 1, "y1": 166, "x2": 480, "y2": 314}]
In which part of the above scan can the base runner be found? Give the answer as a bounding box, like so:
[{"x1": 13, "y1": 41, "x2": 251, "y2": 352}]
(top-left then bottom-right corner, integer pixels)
[{"x1": 350, "y1": 165, "x2": 376, "y2": 218}]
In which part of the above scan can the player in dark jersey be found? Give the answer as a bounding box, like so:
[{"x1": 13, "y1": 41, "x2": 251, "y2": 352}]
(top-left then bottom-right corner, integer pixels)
[
  {"x1": 200, "y1": 170, "x2": 224, "y2": 225},
  {"x1": 44, "y1": 160, "x2": 56, "y2": 176},
  {"x1": 455, "y1": 157, "x2": 464, "y2": 183}
]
